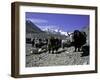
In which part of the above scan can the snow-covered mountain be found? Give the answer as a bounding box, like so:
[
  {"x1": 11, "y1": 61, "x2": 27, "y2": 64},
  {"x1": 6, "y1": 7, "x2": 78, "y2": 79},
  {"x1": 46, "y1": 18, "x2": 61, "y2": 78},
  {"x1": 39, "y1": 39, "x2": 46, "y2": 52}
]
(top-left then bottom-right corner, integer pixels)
[{"x1": 43, "y1": 28, "x2": 70, "y2": 36}]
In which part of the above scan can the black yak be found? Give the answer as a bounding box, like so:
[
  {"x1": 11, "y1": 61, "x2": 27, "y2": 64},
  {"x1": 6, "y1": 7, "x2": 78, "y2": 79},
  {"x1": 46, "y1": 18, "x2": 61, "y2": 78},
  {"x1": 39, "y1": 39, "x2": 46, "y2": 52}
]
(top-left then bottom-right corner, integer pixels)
[
  {"x1": 73, "y1": 30, "x2": 87, "y2": 52},
  {"x1": 48, "y1": 37, "x2": 61, "y2": 53}
]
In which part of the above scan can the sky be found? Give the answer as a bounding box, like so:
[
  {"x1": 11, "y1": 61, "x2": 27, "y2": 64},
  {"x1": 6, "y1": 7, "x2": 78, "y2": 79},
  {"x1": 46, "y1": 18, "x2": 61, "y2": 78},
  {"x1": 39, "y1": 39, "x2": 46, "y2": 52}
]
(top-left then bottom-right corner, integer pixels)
[{"x1": 26, "y1": 12, "x2": 89, "y2": 32}]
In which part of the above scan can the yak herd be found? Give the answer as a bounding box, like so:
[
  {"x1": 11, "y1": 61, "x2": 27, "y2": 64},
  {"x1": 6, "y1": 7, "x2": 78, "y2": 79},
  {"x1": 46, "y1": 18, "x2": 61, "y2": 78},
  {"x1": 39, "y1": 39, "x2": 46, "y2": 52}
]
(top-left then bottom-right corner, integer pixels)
[{"x1": 26, "y1": 30, "x2": 89, "y2": 56}]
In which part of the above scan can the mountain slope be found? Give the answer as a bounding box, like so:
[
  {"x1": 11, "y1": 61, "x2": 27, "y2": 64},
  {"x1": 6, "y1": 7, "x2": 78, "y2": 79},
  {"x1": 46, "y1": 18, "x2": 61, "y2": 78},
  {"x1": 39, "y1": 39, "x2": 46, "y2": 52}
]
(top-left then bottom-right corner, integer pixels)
[{"x1": 26, "y1": 20, "x2": 43, "y2": 33}]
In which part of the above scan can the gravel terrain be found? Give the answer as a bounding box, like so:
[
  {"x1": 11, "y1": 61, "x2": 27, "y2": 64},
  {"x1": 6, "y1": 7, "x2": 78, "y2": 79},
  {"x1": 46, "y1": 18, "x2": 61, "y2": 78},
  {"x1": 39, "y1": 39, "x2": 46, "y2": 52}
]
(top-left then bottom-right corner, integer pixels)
[{"x1": 26, "y1": 44, "x2": 89, "y2": 67}]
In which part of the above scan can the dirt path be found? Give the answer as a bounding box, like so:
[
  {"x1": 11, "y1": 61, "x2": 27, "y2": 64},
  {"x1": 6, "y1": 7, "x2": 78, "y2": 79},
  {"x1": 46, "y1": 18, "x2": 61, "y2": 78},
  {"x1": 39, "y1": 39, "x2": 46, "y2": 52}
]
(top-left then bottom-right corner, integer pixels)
[{"x1": 26, "y1": 46, "x2": 89, "y2": 67}]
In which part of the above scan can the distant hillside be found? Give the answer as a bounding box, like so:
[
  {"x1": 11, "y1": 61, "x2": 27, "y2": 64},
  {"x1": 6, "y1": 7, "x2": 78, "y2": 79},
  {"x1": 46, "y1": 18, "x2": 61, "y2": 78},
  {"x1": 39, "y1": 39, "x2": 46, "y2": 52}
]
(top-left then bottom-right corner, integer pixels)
[
  {"x1": 81, "y1": 26, "x2": 89, "y2": 45},
  {"x1": 26, "y1": 20, "x2": 43, "y2": 33},
  {"x1": 82, "y1": 26, "x2": 89, "y2": 35}
]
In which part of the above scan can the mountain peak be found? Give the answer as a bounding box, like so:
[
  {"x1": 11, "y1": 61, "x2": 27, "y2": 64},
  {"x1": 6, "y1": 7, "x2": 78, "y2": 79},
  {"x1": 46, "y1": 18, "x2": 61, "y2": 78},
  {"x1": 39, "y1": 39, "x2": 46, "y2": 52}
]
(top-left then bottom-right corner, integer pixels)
[{"x1": 26, "y1": 20, "x2": 43, "y2": 33}]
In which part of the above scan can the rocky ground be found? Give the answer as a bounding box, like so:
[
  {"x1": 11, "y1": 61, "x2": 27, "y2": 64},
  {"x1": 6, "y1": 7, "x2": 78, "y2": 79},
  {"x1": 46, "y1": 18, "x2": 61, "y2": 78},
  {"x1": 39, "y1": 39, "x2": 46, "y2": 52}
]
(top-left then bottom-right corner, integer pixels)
[{"x1": 26, "y1": 44, "x2": 89, "y2": 67}]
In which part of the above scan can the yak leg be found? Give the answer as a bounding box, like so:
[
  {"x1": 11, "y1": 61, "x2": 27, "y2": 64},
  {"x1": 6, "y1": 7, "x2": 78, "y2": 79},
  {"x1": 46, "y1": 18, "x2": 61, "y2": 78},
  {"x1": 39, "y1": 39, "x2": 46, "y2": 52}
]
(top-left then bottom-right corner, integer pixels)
[
  {"x1": 52, "y1": 48, "x2": 54, "y2": 54},
  {"x1": 49, "y1": 48, "x2": 51, "y2": 53},
  {"x1": 55, "y1": 47, "x2": 58, "y2": 53},
  {"x1": 74, "y1": 46, "x2": 77, "y2": 52},
  {"x1": 78, "y1": 45, "x2": 81, "y2": 52},
  {"x1": 48, "y1": 45, "x2": 51, "y2": 53},
  {"x1": 52, "y1": 46, "x2": 55, "y2": 54},
  {"x1": 78, "y1": 47, "x2": 80, "y2": 52},
  {"x1": 75, "y1": 48, "x2": 77, "y2": 52}
]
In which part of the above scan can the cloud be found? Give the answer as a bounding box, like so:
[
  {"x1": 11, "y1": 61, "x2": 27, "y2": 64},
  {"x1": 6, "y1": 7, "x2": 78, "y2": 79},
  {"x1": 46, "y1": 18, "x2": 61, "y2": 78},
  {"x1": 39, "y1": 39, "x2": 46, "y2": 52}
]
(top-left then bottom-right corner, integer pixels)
[
  {"x1": 39, "y1": 25, "x2": 59, "y2": 31},
  {"x1": 59, "y1": 30, "x2": 68, "y2": 36},
  {"x1": 26, "y1": 18, "x2": 48, "y2": 24}
]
